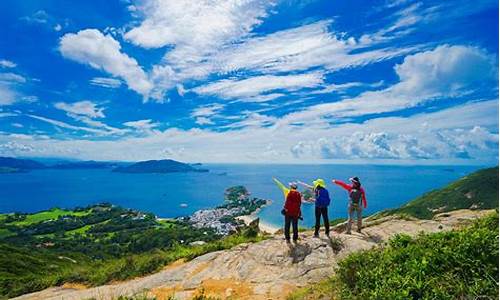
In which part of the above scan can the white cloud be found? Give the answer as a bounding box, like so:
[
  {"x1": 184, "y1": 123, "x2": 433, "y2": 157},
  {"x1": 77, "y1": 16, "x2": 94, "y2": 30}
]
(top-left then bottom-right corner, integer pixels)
[
  {"x1": 3, "y1": 100, "x2": 497, "y2": 163},
  {"x1": 54, "y1": 24, "x2": 62, "y2": 31},
  {"x1": 280, "y1": 45, "x2": 497, "y2": 123},
  {"x1": 124, "y1": 0, "x2": 273, "y2": 49},
  {"x1": 0, "y1": 60, "x2": 16, "y2": 68},
  {"x1": 191, "y1": 103, "x2": 224, "y2": 126},
  {"x1": 27, "y1": 114, "x2": 108, "y2": 134},
  {"x1": 123, "y1": 119, "x2": 159, "y2": 131},
  {"x1": 212, "y1": 20, "x2": 418, "y2": 74},
  {"x1": 0, "y1": 72, "x2": 30, "y2": 106},
  {"x1": 89, "y1": 77, "x2": 122, "y2": 88},
  {"x1": 194, "y1": 117, "x2": 214, "y2": 126},
  {"x1": 0, "y1": 73, "x2": 26, "y2": 84},
  {"x1": 54, "y1": 100, "x2": 105, "y2": 118},
  {"x1": 0, "y1": 84, "x2": 17, "y2": 105},
  {"x1": 59, "y1": 29, "x2": 153, "y2": 99},
  {"x1": 21, "y1": 10, "x2": 49, "y2": 24},
  {"x1": 191, "y1": 104, "x2": 224, "y2": 117},
  {"x1": 53, "y1": 100, "x2": 126, "y2": 135},
  {"x1": 193, "y1": 72, "x2": 324, "y2": 99}
]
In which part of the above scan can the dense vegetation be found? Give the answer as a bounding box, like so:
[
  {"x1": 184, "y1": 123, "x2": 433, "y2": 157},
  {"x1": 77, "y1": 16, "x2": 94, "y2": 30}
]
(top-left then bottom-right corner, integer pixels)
[
  {"x1": 289, "y1": 211, "x2": 499, "y2": 300},
  {"x1": 220, "y1": 185, "x2": 267, "y2": 216},
  {"x1": 0, "y1": 202, "x2": 264, "y2": 298},
  {"x1": 382, "y1": 167, "x2": 498, "y2": 219}
]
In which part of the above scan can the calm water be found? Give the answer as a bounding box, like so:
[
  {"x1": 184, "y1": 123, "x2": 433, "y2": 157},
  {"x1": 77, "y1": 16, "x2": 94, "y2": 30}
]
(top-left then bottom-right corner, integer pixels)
[{"x1": 0, "y1": 164, "x2": 485, "y2": 227}]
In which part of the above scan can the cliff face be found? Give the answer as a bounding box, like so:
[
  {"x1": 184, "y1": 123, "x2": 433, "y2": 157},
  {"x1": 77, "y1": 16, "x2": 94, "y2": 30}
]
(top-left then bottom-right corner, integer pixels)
[{"x1": 14, "y1": 209, "x2": 492, "y2": 300}]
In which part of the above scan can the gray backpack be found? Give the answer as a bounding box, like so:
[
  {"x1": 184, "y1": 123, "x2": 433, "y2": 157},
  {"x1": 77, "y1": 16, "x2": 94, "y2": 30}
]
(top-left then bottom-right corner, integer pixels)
[{"x1": 350, "y1": 188, "x2": 362, "y2": 207}]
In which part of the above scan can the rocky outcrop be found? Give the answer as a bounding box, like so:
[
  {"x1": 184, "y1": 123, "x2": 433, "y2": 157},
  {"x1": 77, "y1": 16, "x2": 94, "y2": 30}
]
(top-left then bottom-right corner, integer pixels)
[{"x1": 14, "y1": 209, "x2": 493, "y2": 300}]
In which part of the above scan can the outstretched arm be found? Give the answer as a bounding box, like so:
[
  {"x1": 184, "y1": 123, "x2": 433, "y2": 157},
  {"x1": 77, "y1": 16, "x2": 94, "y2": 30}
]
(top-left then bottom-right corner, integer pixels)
[
  {"x1": 272, "y1": 178, "x2": 289, "y2": 198},
  {"x1": 332, "y1": 179, "x2": 352, "y2": 191},
  {"x1": 297, "y1": 180, "x2": 314, "y2": 190}
]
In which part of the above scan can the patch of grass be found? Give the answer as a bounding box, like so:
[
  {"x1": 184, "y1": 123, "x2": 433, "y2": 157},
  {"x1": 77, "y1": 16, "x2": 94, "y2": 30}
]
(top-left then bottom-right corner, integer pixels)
[
  {"x1": 0, "y1": 228, "x2": 13, "y2": 239},
  {"x1": 329, "y1": 218, "x2": 347, "y2": 226},
  {"x1": 157, "y1": 219, "x2": 177, "y2": 229},
  {"x1": 65, "y1": 224, "x2": 92, "y2": 236},
  {"x1": 9, "y1": 208, "x2": 90, "y2": 226}
]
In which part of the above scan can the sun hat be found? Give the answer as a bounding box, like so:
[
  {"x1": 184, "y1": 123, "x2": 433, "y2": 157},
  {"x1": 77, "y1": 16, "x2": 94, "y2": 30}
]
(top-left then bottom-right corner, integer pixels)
[{"x1": 313, "y1": 178, "x2": 326, "y2": 188}]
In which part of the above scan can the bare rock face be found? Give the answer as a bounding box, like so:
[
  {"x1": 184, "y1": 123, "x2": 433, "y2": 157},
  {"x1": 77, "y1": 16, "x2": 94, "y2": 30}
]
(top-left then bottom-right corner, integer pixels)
[{"x1": 14, "y1": 209, "x2": 493, "y2": 300}]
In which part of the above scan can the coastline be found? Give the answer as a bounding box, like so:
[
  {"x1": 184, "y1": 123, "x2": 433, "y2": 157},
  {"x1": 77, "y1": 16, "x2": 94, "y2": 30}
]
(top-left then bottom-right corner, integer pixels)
[{"x1": 236, "y1": 200, "x2": 280, "y2": 234}]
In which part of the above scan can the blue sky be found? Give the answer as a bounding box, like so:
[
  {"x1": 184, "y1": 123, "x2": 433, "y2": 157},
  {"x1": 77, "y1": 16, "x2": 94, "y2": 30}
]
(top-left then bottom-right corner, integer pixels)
[{"x1": 0, "y1": 0, "x2": 498, "y2": 163}]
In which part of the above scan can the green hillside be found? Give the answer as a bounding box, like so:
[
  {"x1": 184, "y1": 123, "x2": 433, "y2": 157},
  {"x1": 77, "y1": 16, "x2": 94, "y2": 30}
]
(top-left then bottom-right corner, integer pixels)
[
  {"x1": 383, "y1": 167, "x2": 498, "y2": 219},
  {"x1": 290, "y1": 211, "x2": 499, "y2": 300},
  {"x1": 0, "y1": 203, "x2": 264, "y2": 298}
]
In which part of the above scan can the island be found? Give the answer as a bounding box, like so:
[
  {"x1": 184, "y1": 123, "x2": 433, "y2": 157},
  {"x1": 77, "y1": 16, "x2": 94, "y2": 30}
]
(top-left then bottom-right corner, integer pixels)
[
  {"x1": 0, "y1": 156, "x2": 46, "y2": 173},
  {"x1": 50, "y1": 160, "x2": 117, "y2": 169},
  {"x1": 185, "y1": 185, "x2": 269, "y2": 235},
  {"x1": 113, "y1": 159, "x2": 209, "y2": 173}
]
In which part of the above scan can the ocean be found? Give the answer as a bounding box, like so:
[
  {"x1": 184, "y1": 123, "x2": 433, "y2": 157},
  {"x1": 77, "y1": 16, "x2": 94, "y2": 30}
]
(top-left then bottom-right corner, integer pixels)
[{"x1": 0, "y1": 164, "x2": 485, "y2": 228}]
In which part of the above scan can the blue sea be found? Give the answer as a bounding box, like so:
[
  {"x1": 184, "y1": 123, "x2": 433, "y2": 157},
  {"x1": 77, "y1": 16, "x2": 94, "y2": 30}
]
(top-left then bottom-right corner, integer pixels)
[{"x1": 0, "y1": 164, "x2": 486, "y2": 228}]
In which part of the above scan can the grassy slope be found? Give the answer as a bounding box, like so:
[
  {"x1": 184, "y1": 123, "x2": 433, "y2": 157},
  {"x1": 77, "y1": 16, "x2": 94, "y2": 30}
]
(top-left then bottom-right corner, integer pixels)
[
  {"x1": 11, "y1": 208, "x2": 90, "y2": 226},
  {"x1": 0, "y1": 230, "x2": 266, "y2": 298},
  {"x1": 380, "y1": 166, "x2": 498, "y2": 219},
  {"x1": 289, "y1": 212, "x2": 499, "y2": 300}
]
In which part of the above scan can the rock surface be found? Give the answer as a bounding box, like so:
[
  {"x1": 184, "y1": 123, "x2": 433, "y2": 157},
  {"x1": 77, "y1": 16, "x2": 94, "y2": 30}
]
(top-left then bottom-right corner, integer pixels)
[{"x1": 13, "y1": 209, "x2": 492, "y2": 300}]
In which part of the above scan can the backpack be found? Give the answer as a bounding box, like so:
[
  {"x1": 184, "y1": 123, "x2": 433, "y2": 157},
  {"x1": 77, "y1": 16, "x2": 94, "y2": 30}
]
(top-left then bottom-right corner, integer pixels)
[{"x1": 350, "y1": 188, "x2": 362, "y2": 208}]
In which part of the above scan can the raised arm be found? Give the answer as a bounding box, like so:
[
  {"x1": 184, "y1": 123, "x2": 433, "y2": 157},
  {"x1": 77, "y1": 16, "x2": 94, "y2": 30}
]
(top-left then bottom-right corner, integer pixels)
[
  {"x1": 332, "y1": 179, "x2": 352, "y2": 191},
  {"x1": 297, "y1": 180, "x2": 314, "y2": 190},
  {"x1": 272, "y1": 178, "x2": 289, "y2": 197}
]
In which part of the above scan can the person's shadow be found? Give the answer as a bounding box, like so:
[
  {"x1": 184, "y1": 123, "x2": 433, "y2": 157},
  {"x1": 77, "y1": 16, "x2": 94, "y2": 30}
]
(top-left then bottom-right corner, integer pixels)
[
  {"x1": 321, "y1": 235, "x2": 343, "y2": 254},
  {"x1": 286, "y1": 241, "x2": 312, "y2": 263}
]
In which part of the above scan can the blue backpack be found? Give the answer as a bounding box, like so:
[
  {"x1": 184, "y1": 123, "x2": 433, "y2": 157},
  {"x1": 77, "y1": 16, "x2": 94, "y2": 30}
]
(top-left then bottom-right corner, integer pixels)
[{"x1": 315, "y1": 187, "x2": 331, "y2": 207}]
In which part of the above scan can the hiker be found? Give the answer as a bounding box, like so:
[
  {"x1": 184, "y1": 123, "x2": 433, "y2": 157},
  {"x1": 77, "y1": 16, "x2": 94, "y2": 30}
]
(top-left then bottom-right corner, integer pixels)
[
  {"x1": 332, "y1": 177, "x2": 367, "y2": 234},
  {"x1": 297, "y1": 179, "x2": 331, "y2": 237},
  {"x1": 273, "y1": 178, "x2": 302, "y2": 243}
]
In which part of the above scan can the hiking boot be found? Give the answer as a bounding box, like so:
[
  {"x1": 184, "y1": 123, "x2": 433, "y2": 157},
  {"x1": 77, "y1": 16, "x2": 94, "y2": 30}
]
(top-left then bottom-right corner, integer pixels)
[
  {"x1": 285, "y1": 239, "x2": 291, "y2": 244},
  {"x1": 346, "y1": 231, "x2": 351, "y2": 235},
  {"x1": 313, "y1": 233, "x2": 319, "y2": 238},
  {"x1": 357, "y1": 229, "x2": 362, "y2": 233}
]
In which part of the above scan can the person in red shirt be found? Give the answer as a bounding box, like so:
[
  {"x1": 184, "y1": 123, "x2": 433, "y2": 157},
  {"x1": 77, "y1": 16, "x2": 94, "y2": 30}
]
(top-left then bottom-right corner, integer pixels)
[
  {"x1": 332, "y1": 177, "x2": 367, "y2": 234},
  {"x1": 283, "y1": 183, "x2": 302, "y2": 243}
]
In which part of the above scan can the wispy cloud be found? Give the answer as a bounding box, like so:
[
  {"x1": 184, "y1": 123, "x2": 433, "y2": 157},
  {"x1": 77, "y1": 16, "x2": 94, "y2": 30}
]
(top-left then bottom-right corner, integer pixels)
[
  {"x1": 193, "y1": 72, "x2": 324, "y2": 100},
  {"x1": 5, "y1": 99, "x2": 497, "y2": 163},
  {"x1": 89, "y1": 77, "x2": 122, "y2": 89},
  {"x1": 279, "y1": 45, "x2": 497, "y2": 124},
  {"x1": 0, "y1": 60, "x2": 16, "y2": 68},
  {"x1": 54, "y1": 100, "x2": 105, "y2": 118}
]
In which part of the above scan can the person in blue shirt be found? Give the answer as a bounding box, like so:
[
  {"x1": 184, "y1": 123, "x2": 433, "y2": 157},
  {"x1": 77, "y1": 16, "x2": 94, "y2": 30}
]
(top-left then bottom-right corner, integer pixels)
[{"x1": 298, "y1": 178, "x2": 331, "y2": 237}]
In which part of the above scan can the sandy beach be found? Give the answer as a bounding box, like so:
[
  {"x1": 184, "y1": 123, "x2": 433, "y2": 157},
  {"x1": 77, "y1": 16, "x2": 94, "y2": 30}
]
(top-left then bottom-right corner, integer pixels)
[{"x1": 236, "y1": 207, "x2": 280, "y2": 234}]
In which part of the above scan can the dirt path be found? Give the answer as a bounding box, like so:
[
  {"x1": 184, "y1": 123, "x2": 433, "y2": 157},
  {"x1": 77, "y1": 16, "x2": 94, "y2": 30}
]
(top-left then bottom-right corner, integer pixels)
[{"x1": 13, "y1": 209, "x2": 492, "y2": 300}]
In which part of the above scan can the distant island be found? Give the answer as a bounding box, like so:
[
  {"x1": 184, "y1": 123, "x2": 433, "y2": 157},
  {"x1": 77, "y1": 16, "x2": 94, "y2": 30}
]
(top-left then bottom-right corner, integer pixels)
[
  {"x1": 0, "y1": 157, "x2": 45, "y2": 173},
  {"x1": 50, "y1": 160, "x2": 117, "y2": 169},
  {"x1": 113, "y1": 159, "x2": 208, "y2": 174},
  {"x1": 0, "y1": 157, "x2": 208, "y2": 174}
]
